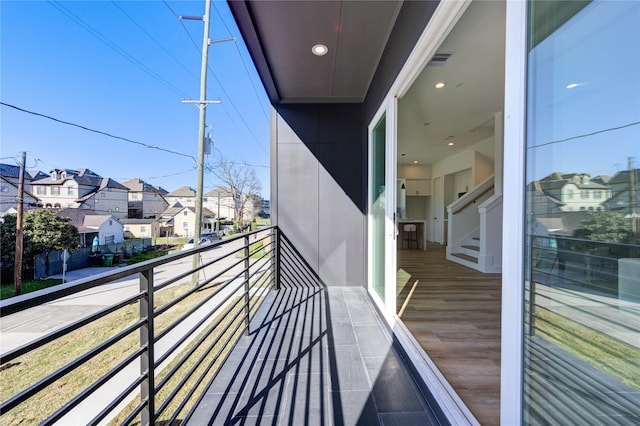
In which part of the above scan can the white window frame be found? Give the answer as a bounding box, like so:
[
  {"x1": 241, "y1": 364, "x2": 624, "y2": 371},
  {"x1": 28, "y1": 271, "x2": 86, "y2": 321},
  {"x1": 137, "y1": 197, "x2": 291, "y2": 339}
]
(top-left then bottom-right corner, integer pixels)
[{"x1": 501, "y1": 1, "x2": 527, "y2": 424}]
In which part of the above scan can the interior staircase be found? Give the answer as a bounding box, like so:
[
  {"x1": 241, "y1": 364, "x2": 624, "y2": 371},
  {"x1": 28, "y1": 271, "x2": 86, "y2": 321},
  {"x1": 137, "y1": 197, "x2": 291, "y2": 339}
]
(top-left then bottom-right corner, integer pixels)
[
  {"x1": 451, "y1": 236, "x2": 480, "y2": 266},
  {"x1": 446, "y1": 175, "x2": 502, "y2": 273}
]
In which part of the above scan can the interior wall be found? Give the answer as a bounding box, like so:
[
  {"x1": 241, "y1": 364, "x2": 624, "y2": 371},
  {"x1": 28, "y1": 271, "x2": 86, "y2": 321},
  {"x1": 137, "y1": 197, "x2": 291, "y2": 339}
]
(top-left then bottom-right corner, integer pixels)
[
  {"x1": 272, "y1": 103, "x2": 365, "y2": 286},
  {"x1": 474, "y1": 151, "x2": 494, "y2": 185}
]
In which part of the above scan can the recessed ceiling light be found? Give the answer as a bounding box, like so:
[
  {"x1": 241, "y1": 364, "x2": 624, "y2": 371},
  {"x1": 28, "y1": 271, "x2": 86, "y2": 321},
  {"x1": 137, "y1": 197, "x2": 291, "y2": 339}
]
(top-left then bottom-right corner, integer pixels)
[
  {"x1": 312, "y1": 44, "x2": 328, "y2": 56},
  {"x1": 413, "y1": 160, "x2": 419, "y2": 164},
  {"x1": 434, "y1": 81, "x2": 446, "y2": 89},
  {"x1": 448, "y1": 142, "x2": 454, "y2": 146}
]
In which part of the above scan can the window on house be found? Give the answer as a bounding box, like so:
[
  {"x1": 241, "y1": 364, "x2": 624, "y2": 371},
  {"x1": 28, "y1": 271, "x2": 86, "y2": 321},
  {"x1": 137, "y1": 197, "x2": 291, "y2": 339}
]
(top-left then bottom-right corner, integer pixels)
[
  {"x1": 594, "y1": 190, "x2": 602, "y2": 199},
  {"x1": 183, "y1": 222, "x2": 188, "y2": 229},
  {"x1": 140, "y1": 226, "x2": 146, "y2": 232},
  {"x1": 581, "y1": 190, "x2": 588, "y2": 199},
  {"x1": 101, "y1": 192, "x2": 106, "y2": 197},
  {"x1": 109, "y1": 220, "x2": 113, "y2": 226},
  {"x1": 0, "y1": 185, "x2": 8, "y2": 193},
  {"x1": 184, "y1": 211, "x2": 188, "y2": 216},
  {"x1": 67, "y1": 187, "x2": 74, "y2": 195},
  {"x1": 51, "y1": 187, "x2": 60, "y2": 195},
  {"x1": 524, "y1": 1, "x2": 639, "y2": 422},
  {"x1": 567, "y1": 189, "x2": 574, "y2": 199},
  {"x1": 105, "y1": 235, "x2": 115, "y2": 244},
  {"x1": 37, "y1": 186, "x2": 45, "y2": 195}
]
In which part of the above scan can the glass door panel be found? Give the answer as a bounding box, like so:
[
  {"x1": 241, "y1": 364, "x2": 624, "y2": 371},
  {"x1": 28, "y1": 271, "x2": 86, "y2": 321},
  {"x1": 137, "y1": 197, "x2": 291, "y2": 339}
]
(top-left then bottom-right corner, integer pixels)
[{"x1": 371, "y1": 114, "x2": 387, "y2": 300}]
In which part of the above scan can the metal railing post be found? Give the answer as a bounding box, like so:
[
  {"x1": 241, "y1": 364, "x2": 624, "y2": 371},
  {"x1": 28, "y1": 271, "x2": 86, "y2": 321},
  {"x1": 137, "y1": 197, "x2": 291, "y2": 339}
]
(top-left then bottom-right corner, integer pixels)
[
  {"x1": 244, "y1": 235, "x2": 251, "y2": 335},
  {"x1": 140, "y1": 268, "x2": 155, "y2": 424},
  {"x1": 272, "y1": 226, "x2": 280, "y2": 290}
]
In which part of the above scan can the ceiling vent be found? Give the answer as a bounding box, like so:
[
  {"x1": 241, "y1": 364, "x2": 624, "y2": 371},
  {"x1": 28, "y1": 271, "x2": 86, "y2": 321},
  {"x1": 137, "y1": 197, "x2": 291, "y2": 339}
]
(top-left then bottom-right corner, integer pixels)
[{"x1": 427, "y1": 52, "x2": 453, "y2": 66}]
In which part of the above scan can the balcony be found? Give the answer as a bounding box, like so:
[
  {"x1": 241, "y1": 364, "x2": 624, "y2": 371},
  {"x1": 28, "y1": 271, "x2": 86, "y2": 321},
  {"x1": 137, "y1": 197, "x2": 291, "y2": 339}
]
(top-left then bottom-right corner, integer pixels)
[{"x1": 0, "y1": 227, "x2": 442, "y2": 425}]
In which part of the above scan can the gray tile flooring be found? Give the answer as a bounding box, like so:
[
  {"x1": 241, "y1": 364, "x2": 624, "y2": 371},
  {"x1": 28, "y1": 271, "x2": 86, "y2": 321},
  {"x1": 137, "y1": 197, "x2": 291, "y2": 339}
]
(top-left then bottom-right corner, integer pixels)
[{"x1": 187, "y1": 285, "x2": 442, "y2": 425}]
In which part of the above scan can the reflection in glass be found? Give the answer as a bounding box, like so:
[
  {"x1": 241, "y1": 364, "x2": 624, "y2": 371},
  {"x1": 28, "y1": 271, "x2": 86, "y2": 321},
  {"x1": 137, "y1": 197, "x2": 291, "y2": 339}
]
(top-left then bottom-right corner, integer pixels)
[
  {"x1": 372, "y1": 114, "x2": 387, "y2": 300},
  {"x1": 524, "y1": 1, "x2": 640, "y2": 423}
]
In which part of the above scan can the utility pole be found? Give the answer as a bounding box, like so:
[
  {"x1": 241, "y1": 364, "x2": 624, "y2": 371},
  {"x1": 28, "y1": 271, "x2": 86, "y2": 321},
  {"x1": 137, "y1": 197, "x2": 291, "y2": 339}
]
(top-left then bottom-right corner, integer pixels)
[
  {"x1": 14, "y1": 152, "x2": 26, "y2": 296},
  {"x1": 181, "y1": 1, "x2": 229, "y2": 248}
]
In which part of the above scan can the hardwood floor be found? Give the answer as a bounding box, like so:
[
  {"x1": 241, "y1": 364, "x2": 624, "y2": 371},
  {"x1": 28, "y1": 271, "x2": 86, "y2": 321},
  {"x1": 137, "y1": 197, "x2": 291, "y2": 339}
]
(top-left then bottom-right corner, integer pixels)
[{"x1": 398, "y1": 242, "x2": 502, "y2": 426}]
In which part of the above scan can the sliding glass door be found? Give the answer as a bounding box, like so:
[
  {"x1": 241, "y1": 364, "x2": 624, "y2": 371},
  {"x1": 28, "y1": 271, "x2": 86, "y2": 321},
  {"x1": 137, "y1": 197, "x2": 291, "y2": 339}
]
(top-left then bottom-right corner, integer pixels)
[{"x1": 368, "y1": 101, "x2": 398, "y2": 314}]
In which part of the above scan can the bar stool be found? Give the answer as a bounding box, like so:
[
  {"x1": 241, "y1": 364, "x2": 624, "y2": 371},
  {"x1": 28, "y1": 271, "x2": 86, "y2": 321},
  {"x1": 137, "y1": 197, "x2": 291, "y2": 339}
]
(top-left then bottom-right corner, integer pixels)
[{"x1": 402, "y1": 224, "x2": 419, "y2": 249}]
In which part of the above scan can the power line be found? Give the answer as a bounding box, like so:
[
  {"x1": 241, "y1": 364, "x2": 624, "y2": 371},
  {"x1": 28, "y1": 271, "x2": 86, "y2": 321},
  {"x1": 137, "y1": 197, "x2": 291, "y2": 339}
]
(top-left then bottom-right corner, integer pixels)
[
  {"x1": 1, "y1": 102, "x2": 196, "y2": 162},
  {"x1": 110, "y1": 1, "x2": 199, "y2": 82},
  {"x1": 528, "y1": 121, "x2": 640, "y2": 149},
  {"x1": 115, "y1": 168, "x2": 196, "y2": 182},
  {"x1": 162, "y1": 0, "x2": 201, "y2": 52},
  {"x1": 162, "y1": 1, "x2": 269, "y2": 158},
  {"x1": 48, "y1": 0, "x2": 189, "y2": 98},
  {"x1": 212, "y1": 2, "x2": 270, "y2": 124}
]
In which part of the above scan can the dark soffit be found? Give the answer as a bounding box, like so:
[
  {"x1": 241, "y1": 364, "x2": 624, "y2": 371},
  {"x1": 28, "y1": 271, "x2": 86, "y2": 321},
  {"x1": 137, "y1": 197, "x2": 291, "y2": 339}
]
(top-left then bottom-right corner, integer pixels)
[{"x1": 228, "y1": 0, "x2": 403, "y2": 104}]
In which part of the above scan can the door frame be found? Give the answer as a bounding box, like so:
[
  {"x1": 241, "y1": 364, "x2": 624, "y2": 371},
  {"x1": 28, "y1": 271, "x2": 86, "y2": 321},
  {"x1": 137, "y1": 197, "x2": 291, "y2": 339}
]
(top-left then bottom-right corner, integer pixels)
[{"x1": 367, "y1": 97, "x2": 398, "y2": 318}]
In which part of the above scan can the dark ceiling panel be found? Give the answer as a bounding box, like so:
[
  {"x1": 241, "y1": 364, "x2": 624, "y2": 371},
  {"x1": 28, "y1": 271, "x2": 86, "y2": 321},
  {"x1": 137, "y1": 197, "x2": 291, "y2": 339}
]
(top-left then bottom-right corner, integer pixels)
[{"x1": 236, "y1": 0, "x2": 403, "y2": 103}]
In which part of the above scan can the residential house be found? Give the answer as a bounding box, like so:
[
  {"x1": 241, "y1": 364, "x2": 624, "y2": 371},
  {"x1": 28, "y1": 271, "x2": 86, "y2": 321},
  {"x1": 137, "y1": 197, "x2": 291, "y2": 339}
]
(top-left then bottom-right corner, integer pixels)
[
  {"x1": 120, "y1": 218, "x2": 158, "y2": 239},
  {"x1": 0, "y1": 163, "x2": 34, "y2": 191},
  {"x1": 164, "y1": 186, "x2": 196, "y2": 208},
  {"x1": 0, "y1": 164, "x2": 43, "y2": 215},
  {"x1": 121, "y1": 178, "x2": 168, "y2": 219},
  {"x1": 203, "y1": 186, "x2": 236, "y2": 221},
  {"x1": 0, "y1": 176, "x2": 40, "y2": 216},
  {"x1": 31, "y1": 168, "x2": 129, "y2": 219},
  {"x1": 58, "y1": 208, "x2": 124, "y2": 247},
  {"x1": 230, "y1": 0, "x2": 639, "y2": 424},
  {"x1": 155, "y1": 204, "x2": 216, "y2": 238},
  {"x1": 604, "y1": 168, "x2": 640, "y2": 217},
  {"x1": 536, "y1": 172, "x2": 611, "y2": 212}
]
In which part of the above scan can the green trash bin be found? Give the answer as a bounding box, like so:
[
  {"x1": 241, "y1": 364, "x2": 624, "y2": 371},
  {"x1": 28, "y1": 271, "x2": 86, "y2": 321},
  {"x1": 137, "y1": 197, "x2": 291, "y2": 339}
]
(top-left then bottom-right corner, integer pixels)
[{"x1": 102, "y1": 254, "x2": 114, "y2": 267}]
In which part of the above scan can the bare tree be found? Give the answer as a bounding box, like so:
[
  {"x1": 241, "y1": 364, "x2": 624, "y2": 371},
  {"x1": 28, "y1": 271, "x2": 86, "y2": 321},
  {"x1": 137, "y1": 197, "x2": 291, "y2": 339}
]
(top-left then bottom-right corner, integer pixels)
[{"x1": 209, "y1": 160, "x2": 262, "y2": 226}]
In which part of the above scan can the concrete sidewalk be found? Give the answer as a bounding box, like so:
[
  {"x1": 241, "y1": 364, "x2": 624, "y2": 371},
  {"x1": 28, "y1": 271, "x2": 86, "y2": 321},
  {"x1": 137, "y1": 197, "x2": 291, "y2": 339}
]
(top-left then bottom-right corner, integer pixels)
[{"x1": 47, "y1": 265, "x2": 121, "y2": 282}]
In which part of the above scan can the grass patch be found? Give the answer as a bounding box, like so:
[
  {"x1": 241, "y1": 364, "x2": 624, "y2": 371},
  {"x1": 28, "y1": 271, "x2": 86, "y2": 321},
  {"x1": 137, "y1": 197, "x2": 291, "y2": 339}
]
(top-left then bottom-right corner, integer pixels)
[
  {"x1": 535, "y1": 306, "x2": 640, "y2": 391},
  {"x1": 0, "y1": 274, "x2": 271, "y2": 425},
  {"x1": 0, "y1": 279, "x2": 63, "y2": 300},
  {"x1": 0, "y1": 280, "x2": 237, "y2": 424},
  {"x1": 125, "y1": 250, "x2": 169, "y2": 265}
]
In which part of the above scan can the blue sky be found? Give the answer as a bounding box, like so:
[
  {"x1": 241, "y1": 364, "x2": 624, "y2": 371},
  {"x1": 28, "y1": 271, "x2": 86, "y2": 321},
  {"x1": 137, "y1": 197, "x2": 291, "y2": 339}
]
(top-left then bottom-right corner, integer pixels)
[
  {"x1": 526, "y1": 1, "x2": 640, "y2": 181},
  {"x1": 1, "y1": 0, "x2": 270, "y2": 197}
]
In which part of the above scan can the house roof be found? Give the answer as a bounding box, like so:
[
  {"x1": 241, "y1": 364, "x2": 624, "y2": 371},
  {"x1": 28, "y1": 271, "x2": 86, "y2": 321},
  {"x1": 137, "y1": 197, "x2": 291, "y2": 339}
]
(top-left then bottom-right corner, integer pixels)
[
  {"x1": 205, "y1": 186, "x2": 233, "y2": 197},
  {"x1": 166, "y1": 186, "x2": 197, "y2": 197},
  {"x1": 536, "y1": 217, "x2": 566, "y2": 233},
  {"x1": 608, "y1": 169, "x2": 640, "y2": 185},
  {"x1": 0, "y1": 163, "x2": 32, "y2": 180},
  {"x1": 228, "y1": 0, "x2": 407, "y2": 104},
  {"x1": 30, "y1": 170, "x2": 50, "y2": 180},
  {"x1": 121, "y1": 178, "x2": 168, "y2": 194},
  {"x1": 58, "y1": 208, "x2": 100, "y2": 228},
  {"x1": 120, "y1": 218, "x2": 155, "y2": 225},
  {"x1": 536, "y1": 172, "x2": 609, "y2": 192},
  {"x1": 32, "y1": 168, "x2": 104, "y2": 186}
]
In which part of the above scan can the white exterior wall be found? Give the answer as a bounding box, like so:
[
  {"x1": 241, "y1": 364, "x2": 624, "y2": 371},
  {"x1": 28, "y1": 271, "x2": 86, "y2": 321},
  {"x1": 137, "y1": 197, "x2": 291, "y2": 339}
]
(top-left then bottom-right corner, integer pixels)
[
  {"x1": 203, "y1": 195, "x2": 235, "y2": 220},
  {"x1": 97, "y1": 218, "x2": 125, "y2": 244},
  {"x1": 560, "y1": 183, "x2": 610, "y2": 212}
]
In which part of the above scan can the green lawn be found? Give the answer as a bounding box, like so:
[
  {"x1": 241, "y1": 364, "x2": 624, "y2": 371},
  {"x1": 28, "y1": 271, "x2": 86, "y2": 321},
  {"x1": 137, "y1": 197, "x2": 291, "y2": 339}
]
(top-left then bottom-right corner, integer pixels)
[
  {"x1": 1, "y1": 279, "x2": 63, "y2": 300},
  {"x1": 535, "y1": 306, "x2": 640, "y2": 391}
]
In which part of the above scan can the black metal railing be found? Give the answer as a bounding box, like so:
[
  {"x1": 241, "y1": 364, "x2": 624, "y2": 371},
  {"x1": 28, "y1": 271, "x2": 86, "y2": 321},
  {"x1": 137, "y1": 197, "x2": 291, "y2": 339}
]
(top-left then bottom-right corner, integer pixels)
[
  {"x1": 0, "y1": 226, "x2": 278, "y2": 425},
  {"x1": 525, "y1": 234, "x2": 640, "y2": 423}
]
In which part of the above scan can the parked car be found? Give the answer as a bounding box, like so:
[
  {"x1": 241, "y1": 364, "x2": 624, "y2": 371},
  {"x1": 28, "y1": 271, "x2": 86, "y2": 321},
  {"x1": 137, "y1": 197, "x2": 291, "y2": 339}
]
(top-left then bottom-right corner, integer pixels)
[{"x1": 181, "y1": 232, "x2": 220, "y2": 251}]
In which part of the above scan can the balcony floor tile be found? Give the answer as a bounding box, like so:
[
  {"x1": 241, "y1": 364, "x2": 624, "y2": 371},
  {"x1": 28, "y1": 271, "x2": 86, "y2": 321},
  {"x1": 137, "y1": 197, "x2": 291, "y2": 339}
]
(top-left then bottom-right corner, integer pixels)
[{"x1": 187, "y1": 286, "x2": 442, "y2": 425}]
